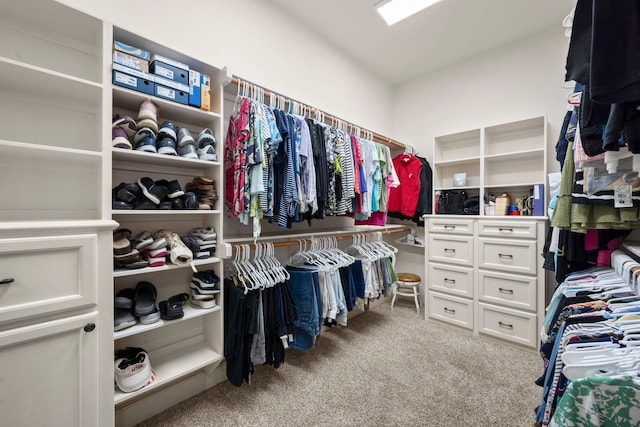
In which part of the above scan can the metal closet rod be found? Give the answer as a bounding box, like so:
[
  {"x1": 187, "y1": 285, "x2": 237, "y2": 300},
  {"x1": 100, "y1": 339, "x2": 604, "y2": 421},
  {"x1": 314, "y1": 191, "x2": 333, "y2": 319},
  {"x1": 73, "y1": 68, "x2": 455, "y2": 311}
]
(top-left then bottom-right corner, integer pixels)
[
  {"x1": 230, "y1": 76, "x2": 407, "y2": 150},
  {"x1": 230, "y1": 227, "x2": 411, "y2": 251}
]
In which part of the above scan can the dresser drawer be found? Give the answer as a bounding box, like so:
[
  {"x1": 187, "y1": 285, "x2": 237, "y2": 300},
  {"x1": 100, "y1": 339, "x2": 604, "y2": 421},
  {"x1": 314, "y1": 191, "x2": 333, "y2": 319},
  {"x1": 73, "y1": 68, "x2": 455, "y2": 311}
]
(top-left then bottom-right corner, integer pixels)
[
  {"x1": 478, "y1": 220, "x2": 537, "y2": 239},
  {"x1": 478, "y1": 270, "x2": 536, "y2": 311},
  {"x1": 429, "y1": 263, "x2": 473, "y2": 298},
  {"x1": 428, "y1": 291, "x2": 473, "y2": 330},
  {"x1": 478, "y1": 238, "x2": 536, "y2": 275},
  {"x1": 0, "y1": 235, "x2": 97, "y2": 324},
  {"x1": 428, "y1": 218, "x2": 473, "y2": 235},
  {"x1": 478, "y1": 302, "x2": 537, "y2": 347},
  {"x1": 429, "y1": 235, "x2": 473, "y2": 266}
]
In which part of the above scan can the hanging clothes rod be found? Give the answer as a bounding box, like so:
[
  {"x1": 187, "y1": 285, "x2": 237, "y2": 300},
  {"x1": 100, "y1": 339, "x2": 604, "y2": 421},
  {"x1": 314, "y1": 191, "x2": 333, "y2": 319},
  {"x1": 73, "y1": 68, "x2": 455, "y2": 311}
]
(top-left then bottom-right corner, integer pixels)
[
  {"x1": 230, "y1": 226, "x2": 411, "y2": 252},
  {"x1": 229, "y1": 76, "x2": 407, "y2": 150}
]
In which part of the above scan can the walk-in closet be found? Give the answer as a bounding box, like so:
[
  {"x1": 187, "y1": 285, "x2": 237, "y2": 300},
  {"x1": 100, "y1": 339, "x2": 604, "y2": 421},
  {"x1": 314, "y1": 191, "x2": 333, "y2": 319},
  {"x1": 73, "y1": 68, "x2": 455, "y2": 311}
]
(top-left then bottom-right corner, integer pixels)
[{"x1": 5, "y1": 0, "x2": 638, "y2": 426}]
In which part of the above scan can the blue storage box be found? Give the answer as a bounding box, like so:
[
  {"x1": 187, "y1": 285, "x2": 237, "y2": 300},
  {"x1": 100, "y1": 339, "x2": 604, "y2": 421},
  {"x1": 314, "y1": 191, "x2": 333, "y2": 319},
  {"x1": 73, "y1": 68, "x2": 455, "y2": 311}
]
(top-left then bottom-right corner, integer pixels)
[
  {"x1": 154, "y1": 84, "x2": 188, "y2": 105},
  {"x1": 112, "y1": 69, "x2": 154, "y2": 95},
  {"x1": 150, "y1": 60, "x2": 188, "y2": 85}
]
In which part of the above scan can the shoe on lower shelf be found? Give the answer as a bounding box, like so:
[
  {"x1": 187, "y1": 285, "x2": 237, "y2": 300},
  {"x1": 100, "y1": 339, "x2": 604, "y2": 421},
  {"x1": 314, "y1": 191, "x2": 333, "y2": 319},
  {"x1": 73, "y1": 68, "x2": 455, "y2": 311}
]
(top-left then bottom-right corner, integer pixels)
[{"x1": 114, "y1": 348, "x2": 155, "y2": 393}]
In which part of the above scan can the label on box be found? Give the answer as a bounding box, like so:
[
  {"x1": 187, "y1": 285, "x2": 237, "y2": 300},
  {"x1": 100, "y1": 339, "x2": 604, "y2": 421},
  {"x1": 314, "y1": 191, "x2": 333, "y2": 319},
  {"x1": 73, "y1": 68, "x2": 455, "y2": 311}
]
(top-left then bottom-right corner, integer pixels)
[
  {"x1": 153, "y1": 75, "x2": 189, "y2": 92},
  {"x1": 115, "y1": 73, "x2": 137, "y2": 86},
  {"x1": 113, "y1": 51, "x2": 149, "y2": 72},
  {"x1": 112, "y1": 62, "x2": 155, "y2": 81},
  {"x1": 152, "y1": 54, "x2": 189, "y2": 71},
  {"x1": 154, "y1": 64, "x2": 174, "y2": 80},
  {"x1": 157, "y1": 86, "x2": 176, "y2": 100}
]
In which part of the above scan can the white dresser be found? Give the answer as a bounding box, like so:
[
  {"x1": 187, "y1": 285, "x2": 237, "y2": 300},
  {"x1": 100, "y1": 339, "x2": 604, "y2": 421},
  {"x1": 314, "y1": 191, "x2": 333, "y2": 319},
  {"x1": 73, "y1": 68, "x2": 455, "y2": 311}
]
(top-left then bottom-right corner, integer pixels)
[{"x1": 426, "y1": 216, "x2": 547, "y2": 349}]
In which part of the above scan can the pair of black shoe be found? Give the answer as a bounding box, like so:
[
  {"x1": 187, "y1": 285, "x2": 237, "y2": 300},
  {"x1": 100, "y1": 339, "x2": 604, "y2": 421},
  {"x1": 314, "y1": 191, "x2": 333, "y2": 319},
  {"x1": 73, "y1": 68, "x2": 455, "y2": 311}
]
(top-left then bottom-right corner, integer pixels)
[{"x1": 112, "y1": 179, "x2": 198, "y2": 210}]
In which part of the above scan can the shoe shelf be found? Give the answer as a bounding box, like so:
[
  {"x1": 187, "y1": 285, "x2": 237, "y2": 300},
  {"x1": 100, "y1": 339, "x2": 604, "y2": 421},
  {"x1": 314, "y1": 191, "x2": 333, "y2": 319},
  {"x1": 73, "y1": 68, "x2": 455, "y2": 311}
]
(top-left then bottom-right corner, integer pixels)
[
  {"x1": 114, "y1": 305, "x2": 221, "y2": 340},
  {"x1": 112, "y1": 147, "x2": 221, "y2": 169},
  {"x1": 113, "y1": 86, "x2": 221, "y2": 128},
  {"x1": 113, "y1": 257, "x2": 221, "y2": 278},
  {"x1": 114, "y1": 337, "x2": 223, "y2": 406}
]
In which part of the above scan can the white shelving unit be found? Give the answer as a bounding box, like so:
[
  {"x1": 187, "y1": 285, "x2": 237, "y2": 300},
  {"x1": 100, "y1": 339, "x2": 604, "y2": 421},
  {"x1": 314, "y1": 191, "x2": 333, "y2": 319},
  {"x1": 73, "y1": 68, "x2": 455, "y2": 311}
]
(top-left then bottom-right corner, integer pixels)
[
  {"x1": 433, "y1": 116, "x2": 547, "y2": 216},
  {"x1": 426, "y1": 116, "x2": 548, "y2": 350},
  {"x1": 109, "y1": 26, "x2": 226, "y2": 422},
  {"x1": 0, "y1": 1, "x2": 116, "y2": 426}
]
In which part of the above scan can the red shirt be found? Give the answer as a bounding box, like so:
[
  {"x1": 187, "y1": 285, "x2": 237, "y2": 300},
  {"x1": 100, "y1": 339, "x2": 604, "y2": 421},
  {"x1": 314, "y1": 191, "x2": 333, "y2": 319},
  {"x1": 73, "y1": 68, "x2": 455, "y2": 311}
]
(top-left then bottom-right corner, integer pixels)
[{"x1": 388, "y1": 154, "x2": 423, "y2": 217}]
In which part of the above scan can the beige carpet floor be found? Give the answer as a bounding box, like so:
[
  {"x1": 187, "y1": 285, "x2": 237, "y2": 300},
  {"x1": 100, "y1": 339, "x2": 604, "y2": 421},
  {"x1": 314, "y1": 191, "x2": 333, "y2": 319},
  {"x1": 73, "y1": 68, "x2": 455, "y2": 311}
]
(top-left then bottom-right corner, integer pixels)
[{"x1": 138, "y1": 300, "x2": 543, "y2": 426}]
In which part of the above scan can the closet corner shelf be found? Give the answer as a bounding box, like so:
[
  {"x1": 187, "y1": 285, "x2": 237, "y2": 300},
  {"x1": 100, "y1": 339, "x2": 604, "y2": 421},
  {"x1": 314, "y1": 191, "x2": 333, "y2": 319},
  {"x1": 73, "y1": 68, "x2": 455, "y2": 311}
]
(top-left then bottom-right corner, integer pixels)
[
  {"x1": 394, "y1": 237, "x2": 425, "y2": 248},
  {"x1": 484, "y1": 182, "x2": 543, "y2": 189},
  {"x1": 112, "y1": 148, "x2": 222, "y2": 168},
  {"x1": 112, "y1": 86, "x2": 222, "y2": 125},
  {"x1": 113, "y1": 257, "x2": 221, "y2": 278},
  {"x1": 114, "y1": 305, "x2": 221, "y2": 340},
  {"x1": 113, "y1": 339, "x2": 223, "y2": 406},
  {"x1": 434, "y1": 186, "x2": 479, "y2": 192}
]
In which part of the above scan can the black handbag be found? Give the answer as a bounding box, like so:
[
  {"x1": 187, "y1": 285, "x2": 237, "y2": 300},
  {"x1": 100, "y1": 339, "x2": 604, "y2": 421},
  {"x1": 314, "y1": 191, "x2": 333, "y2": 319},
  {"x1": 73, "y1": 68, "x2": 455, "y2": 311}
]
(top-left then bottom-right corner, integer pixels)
[
  {"x1": 437, "y1": 191, "x2": 466, "y2": 214},
  {"x1": 463, "y1": 196, "x2": 480, "y2": 215}
]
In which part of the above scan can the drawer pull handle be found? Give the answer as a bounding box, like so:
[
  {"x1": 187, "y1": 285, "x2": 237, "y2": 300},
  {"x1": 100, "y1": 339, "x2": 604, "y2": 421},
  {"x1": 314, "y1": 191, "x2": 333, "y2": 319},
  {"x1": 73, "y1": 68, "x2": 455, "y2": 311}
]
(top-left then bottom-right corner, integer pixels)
[
  {"x1": 83, "y1": 323, "x2": 96, "y2": 333},
  {"x1": 498, "y1": 321, "x2": 514, "y2": 329},
  {"x1": 444, "y1": 225, "x2": 456, "y2": 230},
  {"x1": 498, "y1": 287, "x2": 514, "y2": 295},
  {"x1": 499, "y1": 228, "x2": 514, "y2": 233},
  {"x1": 444, "y1": 307, "x2": 456, "y2": 314},
  {"x1": 498, "y1": 253, "x2": 513, "y2": 259},
  {"x1": 444, "y1": 278, "x2": 456, "y2": 285},
  {"x1": 444, "y1": 248, "x2": 456, "y2": 253},
  {"x1": 0, "y1": 278, "x2": 14, "y2": 285}
]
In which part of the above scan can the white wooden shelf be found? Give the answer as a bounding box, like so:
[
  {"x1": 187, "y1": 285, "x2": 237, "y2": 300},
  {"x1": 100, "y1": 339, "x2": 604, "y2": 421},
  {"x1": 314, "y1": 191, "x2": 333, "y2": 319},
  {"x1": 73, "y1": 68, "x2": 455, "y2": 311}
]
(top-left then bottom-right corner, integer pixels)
[
  {"x1": 114, "y1": 305, "x2": 221, "y2": 340},
  {"x1": 0, "y1": 139, "x2": 103, "y2": 158},
  {"x1": 433, "y1": 157, "x2": 480, "y2": 167},
  {"x1": 113, "y1": 86, "x2": 221, "y2": 127},
  {"x1": 113, "y1": 257, "x2": 221, "y2": 278},
  {"x1": 483, "y1": 148, "x2": 544, "y2": 162},
  {"x1": 112, "y1": 210, "x2": 221, "y2": 216},
  {"x1": 112, "y1": 147, "x2": 221, "y2": 169},
  {"x1": 113, "y1": 338, "x2": 223, "y2": 405}
]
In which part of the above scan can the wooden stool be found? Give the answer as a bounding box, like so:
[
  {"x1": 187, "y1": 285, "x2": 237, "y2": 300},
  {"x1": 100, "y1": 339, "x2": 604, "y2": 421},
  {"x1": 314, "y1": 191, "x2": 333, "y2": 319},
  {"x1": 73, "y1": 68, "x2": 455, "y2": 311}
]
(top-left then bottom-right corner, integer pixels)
[{"x1": 391, "y1": 272, "x2": 421, "y2": 314}]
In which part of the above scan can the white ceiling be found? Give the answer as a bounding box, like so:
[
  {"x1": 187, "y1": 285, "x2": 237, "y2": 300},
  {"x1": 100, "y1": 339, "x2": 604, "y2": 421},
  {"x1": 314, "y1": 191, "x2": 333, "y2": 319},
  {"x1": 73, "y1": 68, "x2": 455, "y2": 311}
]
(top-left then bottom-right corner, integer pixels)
[{"x1": 270, "y1": 0, "x2": 576, "y2": 85}]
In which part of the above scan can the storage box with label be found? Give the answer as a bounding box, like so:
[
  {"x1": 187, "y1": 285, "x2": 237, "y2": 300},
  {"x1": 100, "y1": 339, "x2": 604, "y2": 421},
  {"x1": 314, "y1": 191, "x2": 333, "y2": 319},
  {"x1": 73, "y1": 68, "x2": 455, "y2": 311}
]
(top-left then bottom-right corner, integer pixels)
[
  {"x1": 150, "y1": 54, "x2": 189, "y2": 85},
  {"x1": 112, "y1": 69, "x2": 154, "y2": 95},
  {"x1": 154, "y1": 84, "x2": 188, "y2": 105},
  {"x1": 113, "y1": 50, "x2": 149, "y2": 73},
  {"x1": 189, "y1": 69, "x2": 202, "y2": 108},
  {"x1": 113, "y1": 41, "x2": 151, "y2": 61},
  {"x1": 201, "y1": 74, "x2": 211, "y2": 111}
]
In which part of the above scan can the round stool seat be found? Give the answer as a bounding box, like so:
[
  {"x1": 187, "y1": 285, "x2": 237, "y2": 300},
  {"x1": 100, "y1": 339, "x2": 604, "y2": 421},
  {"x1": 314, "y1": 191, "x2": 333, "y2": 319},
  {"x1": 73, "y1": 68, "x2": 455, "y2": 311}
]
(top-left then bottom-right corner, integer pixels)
[
  {"x1": 397, "y1": 272, "x2": 421, "y2": 283},
  {"x1": 392, "y1": 273, "x2": 421, "y2": 314}
]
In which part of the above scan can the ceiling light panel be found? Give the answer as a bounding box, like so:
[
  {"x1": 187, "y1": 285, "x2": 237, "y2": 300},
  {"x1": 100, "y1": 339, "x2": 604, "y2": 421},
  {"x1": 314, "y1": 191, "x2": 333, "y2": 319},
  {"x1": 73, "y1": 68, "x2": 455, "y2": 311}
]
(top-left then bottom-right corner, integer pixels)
[{"x1": 376, "y1": 0, "x2": 443, "y2": 26}]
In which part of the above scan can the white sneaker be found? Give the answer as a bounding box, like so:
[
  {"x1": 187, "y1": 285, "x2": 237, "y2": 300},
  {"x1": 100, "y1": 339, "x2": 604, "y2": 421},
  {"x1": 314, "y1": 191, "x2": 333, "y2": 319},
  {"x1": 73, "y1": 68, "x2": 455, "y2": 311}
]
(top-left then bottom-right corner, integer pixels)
[{"x1": 114, "y1": 349, "x2": 155, "y2": 393}]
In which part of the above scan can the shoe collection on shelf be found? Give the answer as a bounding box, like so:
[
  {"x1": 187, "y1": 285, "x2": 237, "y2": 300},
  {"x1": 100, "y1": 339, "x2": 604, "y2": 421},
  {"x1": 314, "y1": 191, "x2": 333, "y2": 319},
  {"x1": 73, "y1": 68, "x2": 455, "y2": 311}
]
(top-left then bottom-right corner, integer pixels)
[
  {"x1": 113, "y1": 227, "x2": 217, "y2": 270},
  {"x1": 112, "y1": 98, "x2": 218, "y2": 162},
  {"x1": 112, "y1": 175, "x2": 219, "y2": 211},
  {"x1": 111, "y1": 25, "x2": 224, "y2": 410}
]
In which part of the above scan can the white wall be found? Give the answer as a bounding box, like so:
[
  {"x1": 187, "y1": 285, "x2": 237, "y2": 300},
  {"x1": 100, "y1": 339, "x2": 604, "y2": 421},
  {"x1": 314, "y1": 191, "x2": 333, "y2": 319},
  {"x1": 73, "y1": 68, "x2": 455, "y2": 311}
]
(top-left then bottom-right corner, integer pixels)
[
  {"x1": 59, "y1": 0, "x2": 394, "y2": 136},
  {"x1": 393, "y1": 27, "x2": 571, "y2": 175}
]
